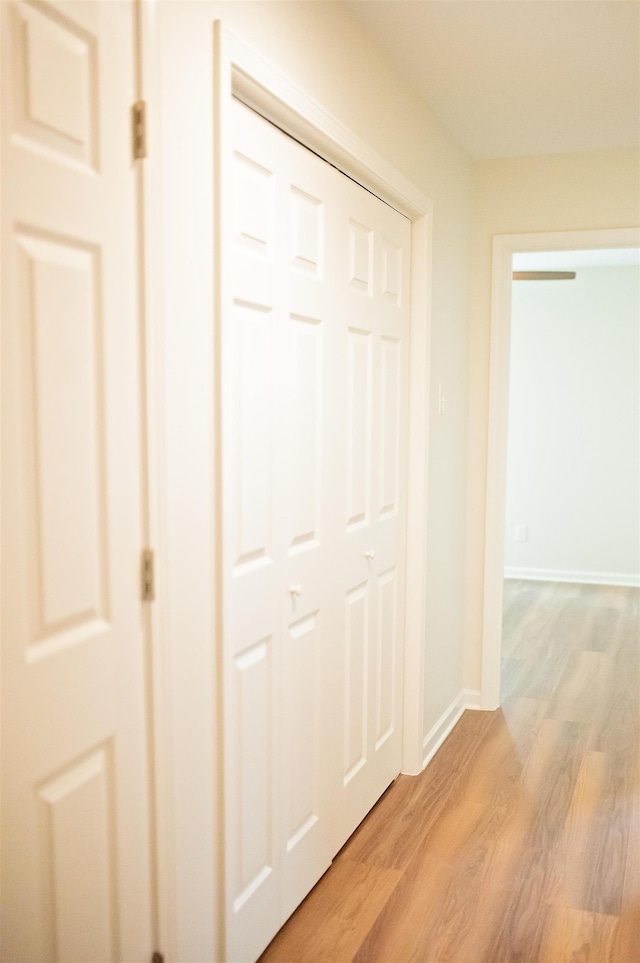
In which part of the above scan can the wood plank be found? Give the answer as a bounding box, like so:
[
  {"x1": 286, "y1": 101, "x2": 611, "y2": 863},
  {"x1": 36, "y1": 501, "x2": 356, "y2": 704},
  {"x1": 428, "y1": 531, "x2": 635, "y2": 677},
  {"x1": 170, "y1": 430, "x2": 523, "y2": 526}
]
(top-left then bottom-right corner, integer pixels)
[
  {"x1": 351, "y1": 797, "x2": 489, "y2": 962},
  {"x1": 468, "y1": 720, "x2": 584, "y2": 963},
  {"x1": 523, "y1": 598, "x2": 586, "y2": 700},
  {"x1": 538, "y1": 906, "x2": 618, "y2": 963},
  {"x1": 611, "y1": 666, "x2": 640, "y2": 963},
  {"x1": 547, "y1": 751, "x2": 614, "y2": 912},
  {"x1": 612, "y1": 908, "x2": 640, "y2": 963},
  {"x1": 588, "y1": 610, "x2": 639, "y2": 760},
  {"x1": 582, "y1": 604, "x2": 620, "y2": 653},
  {"x1": 501, "y1": 590, "x2": 581, "y2": 702},
  {"x1": 340, "y1": 708, "x2": 496, "y2": 872},
  {"x1": 258, "y1": 858, "x2": 402, "y2": 963},
  {"x1": 547, "y1": 650, "x2": 610, "y2": 723}
]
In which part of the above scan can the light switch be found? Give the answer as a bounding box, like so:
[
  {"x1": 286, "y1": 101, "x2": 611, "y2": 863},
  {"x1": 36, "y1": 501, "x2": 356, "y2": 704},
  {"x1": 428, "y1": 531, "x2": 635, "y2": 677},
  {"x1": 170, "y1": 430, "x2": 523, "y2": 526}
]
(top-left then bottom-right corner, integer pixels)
[{"x1": 515, "y1": 524, "x2": 528, "y2": 543}]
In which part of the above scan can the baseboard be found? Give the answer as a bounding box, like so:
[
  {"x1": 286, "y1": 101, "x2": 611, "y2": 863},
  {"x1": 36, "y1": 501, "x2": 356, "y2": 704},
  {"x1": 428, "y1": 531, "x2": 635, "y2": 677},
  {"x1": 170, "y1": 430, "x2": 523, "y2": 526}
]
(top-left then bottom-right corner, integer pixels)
[
  {"x1": 422, "y1": 691, "x2": 464, "y2": 770},
  {"x1": 504, "y1": 566, "x2": 640, "y2": 588},
  {"x1": 463, "y1": 688, "x2": 483, "y2": 710}
]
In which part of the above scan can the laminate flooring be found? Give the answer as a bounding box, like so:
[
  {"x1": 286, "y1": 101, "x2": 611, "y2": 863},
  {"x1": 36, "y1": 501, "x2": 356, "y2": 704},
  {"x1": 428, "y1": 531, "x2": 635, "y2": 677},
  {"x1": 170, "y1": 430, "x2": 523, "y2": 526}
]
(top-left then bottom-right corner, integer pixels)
[{"x1": 259, "y1": 581, "x2": 640, "y2": 963}]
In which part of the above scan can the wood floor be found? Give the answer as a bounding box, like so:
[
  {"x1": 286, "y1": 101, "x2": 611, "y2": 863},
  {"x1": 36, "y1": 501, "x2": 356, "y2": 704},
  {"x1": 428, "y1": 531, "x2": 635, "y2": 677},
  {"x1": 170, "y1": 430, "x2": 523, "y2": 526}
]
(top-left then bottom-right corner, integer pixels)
[{"x1": 259, "y1": 581, "x2": 640, "y2": 962}]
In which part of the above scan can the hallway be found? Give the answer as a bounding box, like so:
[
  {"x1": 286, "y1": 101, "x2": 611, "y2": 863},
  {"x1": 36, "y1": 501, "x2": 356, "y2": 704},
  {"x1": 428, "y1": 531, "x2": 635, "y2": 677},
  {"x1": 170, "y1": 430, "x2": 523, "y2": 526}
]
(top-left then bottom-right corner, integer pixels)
[{"x1": 260, "y1": 581, "x2": 640, "y2": 962}]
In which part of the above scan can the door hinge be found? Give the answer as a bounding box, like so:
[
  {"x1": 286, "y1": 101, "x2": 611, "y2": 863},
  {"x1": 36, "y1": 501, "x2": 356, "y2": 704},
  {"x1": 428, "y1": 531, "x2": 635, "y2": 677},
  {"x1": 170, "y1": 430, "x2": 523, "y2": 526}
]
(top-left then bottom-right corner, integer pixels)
[
  {"x1": 151, "y1": 953, "x2": 164, "y2": 963},
  {"x1": 141, "y1": 549, "x2": 155, "y2": 602},
  {"x1": 132, "y1": 100, "x2": 147, "y2": 160}
]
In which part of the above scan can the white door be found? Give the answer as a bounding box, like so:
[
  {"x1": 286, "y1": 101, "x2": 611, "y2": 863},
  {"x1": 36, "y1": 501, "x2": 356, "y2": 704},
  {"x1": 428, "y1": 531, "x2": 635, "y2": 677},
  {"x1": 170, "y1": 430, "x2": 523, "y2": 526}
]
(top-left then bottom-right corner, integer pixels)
[
  {"x1": 329, "y1": 176, "x2": 410, "y2": 851},
  {"x1": 223, "y1": 100, "x2": 410, "y2": 963},
  {"x1": 0, "y1": 3, "x2": 153, "y2": 961},
  {"x1": 224, "y1": 100, "x2": 337, "y2": 963}
]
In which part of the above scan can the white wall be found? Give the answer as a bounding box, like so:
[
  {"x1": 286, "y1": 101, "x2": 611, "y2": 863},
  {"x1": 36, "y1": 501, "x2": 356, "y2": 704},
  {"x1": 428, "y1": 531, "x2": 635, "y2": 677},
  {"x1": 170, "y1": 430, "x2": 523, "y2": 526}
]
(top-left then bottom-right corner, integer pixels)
[
  {"x1": 153, "y1": 4, "x2": 472, "y2": 959},
  {"x1": 464, "y1": 149, "x2": 640, "y2": 697},
  {"x1": 504, "y1": 266, "x2": 640, "y2": 584}
]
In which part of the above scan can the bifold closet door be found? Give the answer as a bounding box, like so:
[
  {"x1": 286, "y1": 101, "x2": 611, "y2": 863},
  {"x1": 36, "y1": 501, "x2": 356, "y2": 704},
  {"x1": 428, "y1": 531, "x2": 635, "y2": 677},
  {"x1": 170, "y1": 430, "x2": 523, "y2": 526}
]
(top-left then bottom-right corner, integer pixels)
[
  {"x1": 0, "y1": 2, "x2": 153, "y2": 961},
  {"x1": 223, "y1": 99, "x2": 410, "y2": 963}
]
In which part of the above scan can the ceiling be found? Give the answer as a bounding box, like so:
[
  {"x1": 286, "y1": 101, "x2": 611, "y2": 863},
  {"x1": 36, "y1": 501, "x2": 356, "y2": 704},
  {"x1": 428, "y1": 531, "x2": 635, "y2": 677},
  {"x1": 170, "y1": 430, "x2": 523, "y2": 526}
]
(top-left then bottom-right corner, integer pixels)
[
  {"x1": 343, "y1": 1, "x2": 640, "y2": 159},
  {"x1": 513, "y1": 248, "x2": 640, "y2": 270}
]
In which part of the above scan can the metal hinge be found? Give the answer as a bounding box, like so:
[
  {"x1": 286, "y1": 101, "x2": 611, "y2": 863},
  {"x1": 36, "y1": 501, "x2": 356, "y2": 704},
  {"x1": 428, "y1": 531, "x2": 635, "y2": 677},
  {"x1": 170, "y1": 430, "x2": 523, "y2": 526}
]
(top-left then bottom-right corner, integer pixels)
[
  {"x1": 151, "y1": 953, "x2": 164, "y2": 963},
  {"x1": 132, "y1": 100, "x2": 147, "y2": 159},
  {"x1": 141, "y1": 549, "x2": 155, "y2": 602}
]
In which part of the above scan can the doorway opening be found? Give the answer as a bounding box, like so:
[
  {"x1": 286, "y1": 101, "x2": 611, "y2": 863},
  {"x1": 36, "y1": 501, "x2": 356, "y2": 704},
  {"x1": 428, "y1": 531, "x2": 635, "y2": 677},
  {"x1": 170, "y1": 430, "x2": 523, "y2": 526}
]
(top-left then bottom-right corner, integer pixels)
[
  {"x1": 481, "y1": 227, "x2": 640, "y2": 710},
  {"x1": 501, "y1": 247, "x2": 640, "y2": 707}
]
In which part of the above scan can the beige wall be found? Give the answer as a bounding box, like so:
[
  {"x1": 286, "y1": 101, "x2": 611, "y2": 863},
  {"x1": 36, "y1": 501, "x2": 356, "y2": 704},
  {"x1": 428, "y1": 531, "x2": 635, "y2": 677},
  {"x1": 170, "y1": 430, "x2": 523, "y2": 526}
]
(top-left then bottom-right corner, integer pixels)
[{"x1": 464, "y1": 148, "x2": 640, "y2": 693}]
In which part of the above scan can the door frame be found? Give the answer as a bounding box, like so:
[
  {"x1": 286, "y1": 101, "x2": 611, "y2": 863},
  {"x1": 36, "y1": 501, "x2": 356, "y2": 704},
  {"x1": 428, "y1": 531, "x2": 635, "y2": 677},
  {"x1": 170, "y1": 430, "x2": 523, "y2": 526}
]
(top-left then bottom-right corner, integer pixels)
[
  {"x1": 213, "y1": 22, "x2": 434, "y2": 777},
  {"x1": 134, "y1": 0, "x2": 177, "y2": 957},
  {"x1": 143, "y1": 16, "x2": 435, "y2": 961},
  {"x1": 481, "y1": 225, "x2": 640, "y2": 710}
]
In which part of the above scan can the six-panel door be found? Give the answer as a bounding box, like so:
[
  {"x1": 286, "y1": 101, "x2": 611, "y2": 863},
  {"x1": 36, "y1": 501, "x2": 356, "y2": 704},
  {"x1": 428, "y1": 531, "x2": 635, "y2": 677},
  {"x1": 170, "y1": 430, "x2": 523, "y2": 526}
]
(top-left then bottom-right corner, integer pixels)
[
  {"x1": 0, "y1": 2, "x2": 153, "y2": 960},
  {"x1": 224, "y1": 100, "x2": 411, "y2": 962}
]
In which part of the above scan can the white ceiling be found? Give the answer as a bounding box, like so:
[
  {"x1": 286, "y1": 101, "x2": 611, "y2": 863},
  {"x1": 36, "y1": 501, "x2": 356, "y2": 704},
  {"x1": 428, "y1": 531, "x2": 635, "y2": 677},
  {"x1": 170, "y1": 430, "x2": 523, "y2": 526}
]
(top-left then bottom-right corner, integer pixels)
[
  {"x1": 513, "y1": 248, "x2": 640, "y2": 270},
  {"x1": 343, "y1": 1, "x2": 640, "y2": 159}
]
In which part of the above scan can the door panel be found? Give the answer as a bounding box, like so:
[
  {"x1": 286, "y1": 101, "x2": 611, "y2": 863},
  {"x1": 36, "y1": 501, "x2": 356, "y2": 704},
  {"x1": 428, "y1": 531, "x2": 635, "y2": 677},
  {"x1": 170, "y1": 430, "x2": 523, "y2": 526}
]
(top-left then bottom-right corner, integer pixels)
[
  {"x1": 37, "y1": 747, "x2": 116, "y2": 963},
  {"x1": 280, "y1": 590, "x2": 327, "y2": 922},
  {"x1": 290, "y1": 186, "x2": 323, "y2": 277},
  {"x1": 1, "y1": 3, "x2": 152, "y2": 960},
  {"x1": 380, "y1": 336, "x2": 402, "y2": 519},
  {"x1": 234, "y1": 298, "x2": 276, "y2": 568},
  {"x1": 286, "y1": 312, "x2": 323, "y2": 552},
  {"x1": 375, "y1": 565, "x2": 399, "y2": 748},
  {"x1": 10, "y1": 0, "x2": 99, "y2": 170},
  {"x1": 348, "y1": 218, "x2": 374, "y2": 294},
  {"x1": 233, "y1": 637, "x2": 274, "y2": 899},
  {"x1": 346, "y1": 326, "x2": 373, "y2": 531},
  {"x1": 343, "y1": 580, "x2": 370, "y2": 784},
  {"x1": 16, "y1": 231, "x2": 108, "y2": 651}
]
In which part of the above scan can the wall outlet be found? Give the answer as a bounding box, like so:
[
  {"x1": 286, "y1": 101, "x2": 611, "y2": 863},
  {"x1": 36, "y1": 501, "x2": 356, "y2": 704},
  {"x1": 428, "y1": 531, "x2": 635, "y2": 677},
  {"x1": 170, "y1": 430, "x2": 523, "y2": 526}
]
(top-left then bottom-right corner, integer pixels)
[{"x1": 515, "y1": 524, "x2": 528, "y2": 543}]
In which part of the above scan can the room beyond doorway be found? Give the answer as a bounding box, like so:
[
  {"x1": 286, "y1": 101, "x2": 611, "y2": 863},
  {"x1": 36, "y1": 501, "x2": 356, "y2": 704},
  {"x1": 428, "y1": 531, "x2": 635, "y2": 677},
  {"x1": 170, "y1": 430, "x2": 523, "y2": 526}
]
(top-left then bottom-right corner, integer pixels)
[{"x1": 481, "y1": 228, "x2": 640, "y2": 711}]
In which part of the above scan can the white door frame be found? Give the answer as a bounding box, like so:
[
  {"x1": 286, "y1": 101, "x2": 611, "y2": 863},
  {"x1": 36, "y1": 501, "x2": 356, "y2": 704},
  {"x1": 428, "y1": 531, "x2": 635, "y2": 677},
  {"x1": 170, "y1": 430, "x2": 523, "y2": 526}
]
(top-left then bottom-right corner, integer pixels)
[
  {"x1": 213, "y1": 23, "x2": 434, "y2": 778},
  {"x1": 481, "y1": 226, "x2": 640, "y2": 710},
  {"x1": 142, "y1": 15, "x2": 434, "y2": 960},
  {"x1": 134, "y1": 0, "x2": 177, "y2": 957}
]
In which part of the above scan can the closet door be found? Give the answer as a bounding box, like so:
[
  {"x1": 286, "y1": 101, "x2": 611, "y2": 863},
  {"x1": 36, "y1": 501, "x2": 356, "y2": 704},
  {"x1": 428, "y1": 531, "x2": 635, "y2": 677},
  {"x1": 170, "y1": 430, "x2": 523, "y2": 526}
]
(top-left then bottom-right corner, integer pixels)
[{"x1": 223, "y1": 98, "x2": 410, "y2": 963}]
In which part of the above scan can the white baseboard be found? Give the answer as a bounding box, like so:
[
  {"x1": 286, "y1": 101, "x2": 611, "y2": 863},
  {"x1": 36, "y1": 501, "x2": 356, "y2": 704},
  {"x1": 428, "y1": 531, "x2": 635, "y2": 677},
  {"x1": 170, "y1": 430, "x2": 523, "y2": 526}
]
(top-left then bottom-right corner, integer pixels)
[
  {"x1": 463, "y1": 688, "x2": 483, "y2": 710},
  {"x1": 504, "y1": 566, "x2": 640, "y2": 588},
  {"x1": 422, "y1": 691, "x2": 464, "y2": 770}
]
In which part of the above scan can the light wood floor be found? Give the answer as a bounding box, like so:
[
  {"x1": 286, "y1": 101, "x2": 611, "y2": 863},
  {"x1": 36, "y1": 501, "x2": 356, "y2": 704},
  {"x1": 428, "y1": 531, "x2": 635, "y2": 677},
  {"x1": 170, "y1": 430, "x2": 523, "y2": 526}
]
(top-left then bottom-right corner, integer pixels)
[{"x1": 260, "y1": 580, "x2": 640, "y2": 962}]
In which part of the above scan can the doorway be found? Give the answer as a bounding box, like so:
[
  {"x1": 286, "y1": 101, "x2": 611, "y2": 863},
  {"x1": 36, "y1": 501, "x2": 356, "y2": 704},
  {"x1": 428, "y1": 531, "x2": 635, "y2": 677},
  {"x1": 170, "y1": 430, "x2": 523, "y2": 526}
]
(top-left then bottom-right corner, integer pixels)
[
  {"x1": 501, "y1": 247, "x2": 640, "y2": 703},
  {"x1": 481, "y1": 228, "x2": 640, "y2": 710}
]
